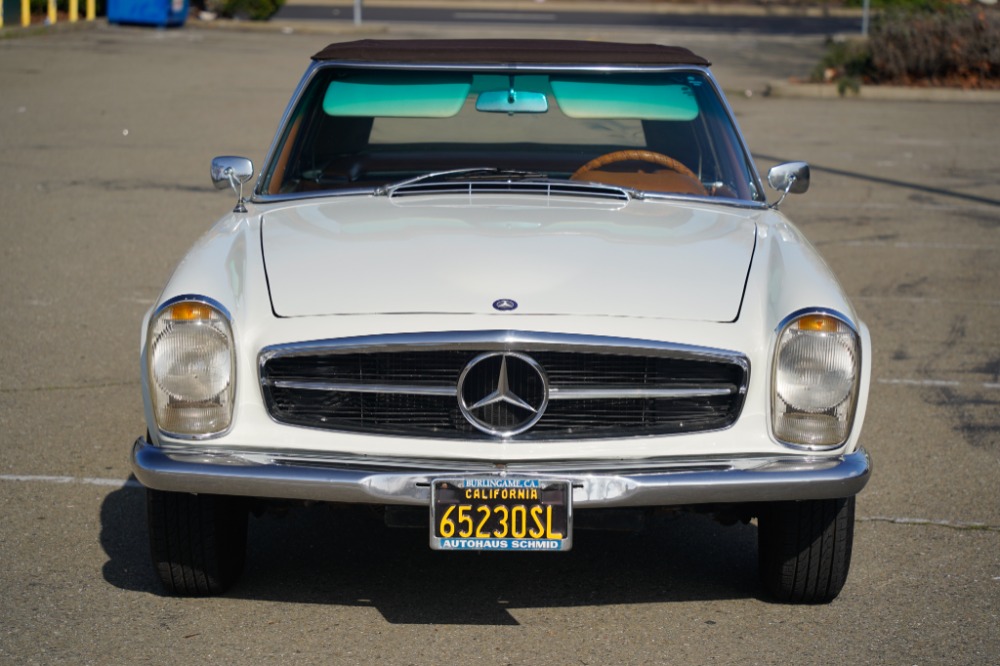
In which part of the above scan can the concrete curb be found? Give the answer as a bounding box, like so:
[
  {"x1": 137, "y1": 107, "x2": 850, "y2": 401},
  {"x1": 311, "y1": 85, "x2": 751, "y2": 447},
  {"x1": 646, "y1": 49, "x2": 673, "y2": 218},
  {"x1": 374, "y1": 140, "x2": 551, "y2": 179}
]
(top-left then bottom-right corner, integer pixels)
[
  {"x1": 187, "y1": 16, "x2": 389, "y2": 35},
  {"x1": 767, "y1": 80, "x2": 1000, "y2": 103},
  {"x1": 281, "y1": 0, "x2": 865, "y2": 18},
  {"x1": 0, "y1": 17, "x2": 102, "y2": 39},
  {"x1": 5, "y1": 10, "x2": 996, "y2": 105}
]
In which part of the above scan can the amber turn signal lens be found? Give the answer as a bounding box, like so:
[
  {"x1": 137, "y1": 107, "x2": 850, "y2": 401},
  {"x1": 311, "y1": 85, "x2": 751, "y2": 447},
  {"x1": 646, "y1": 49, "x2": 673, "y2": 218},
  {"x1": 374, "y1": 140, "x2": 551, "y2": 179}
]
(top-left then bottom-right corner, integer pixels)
[
  {"x1": 168, "y1": 302, "x2": 214, "y2": 321},
  {"x1": 796, "y1": 314, "x2": 840, "y2": 333}
]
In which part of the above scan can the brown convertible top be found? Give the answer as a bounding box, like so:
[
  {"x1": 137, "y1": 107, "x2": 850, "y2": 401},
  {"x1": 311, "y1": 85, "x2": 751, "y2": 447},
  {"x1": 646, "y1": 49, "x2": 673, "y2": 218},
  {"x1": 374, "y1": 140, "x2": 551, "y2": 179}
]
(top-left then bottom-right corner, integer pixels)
[{"x1": 312, "y1": 39, "x2": 711, "y2": 67}]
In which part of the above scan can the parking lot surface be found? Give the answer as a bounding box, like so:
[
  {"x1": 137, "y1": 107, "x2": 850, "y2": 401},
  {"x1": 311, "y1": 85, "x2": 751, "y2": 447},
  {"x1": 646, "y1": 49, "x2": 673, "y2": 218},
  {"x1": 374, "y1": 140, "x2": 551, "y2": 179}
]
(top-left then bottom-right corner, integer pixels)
[{"x1": 1, "y1": 21, "x2": 997, "y2": 665}]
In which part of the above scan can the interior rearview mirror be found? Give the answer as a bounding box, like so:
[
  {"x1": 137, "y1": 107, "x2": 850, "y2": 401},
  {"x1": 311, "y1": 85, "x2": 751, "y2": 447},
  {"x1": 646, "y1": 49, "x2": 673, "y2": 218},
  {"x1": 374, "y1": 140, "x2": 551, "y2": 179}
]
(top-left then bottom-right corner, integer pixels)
[{"x1": 476, "y1": 90, "x2": 549, "y2": 114}]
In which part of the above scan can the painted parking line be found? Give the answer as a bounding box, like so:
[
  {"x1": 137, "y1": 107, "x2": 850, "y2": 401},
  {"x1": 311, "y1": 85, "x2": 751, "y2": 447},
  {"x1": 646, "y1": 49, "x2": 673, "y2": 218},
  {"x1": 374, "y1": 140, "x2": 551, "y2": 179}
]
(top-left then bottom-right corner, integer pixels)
[
  {"x1": 878, "y1": 378, "x2": 1000, "y2": 390},
  {"x1": 2, "y1": 473, "x2": 996, "y2": 532},
  {"x1": 0, "y1": 474, "x2": 141, "y2": 488},
  {"x1": 452, "y1": 12, "x2": 557, "y2": 22},
  {"x1": 835, "y1": 240, "x2": 999, "y2": 250},
  {"x1": 855, "y1": 296, "x2": 1000, "y2": 307}
]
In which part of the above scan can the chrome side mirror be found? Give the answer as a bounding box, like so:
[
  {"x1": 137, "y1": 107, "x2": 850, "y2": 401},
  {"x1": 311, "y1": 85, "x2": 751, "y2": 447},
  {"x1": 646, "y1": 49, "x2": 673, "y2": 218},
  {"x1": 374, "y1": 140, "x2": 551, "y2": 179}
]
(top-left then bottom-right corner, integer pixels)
[
  {"x1": 211, "y1": 156, "x2": 254, "y2": 213},
  {"x1": 767, "y1": 161, "x2": 810, "y2": 209}
]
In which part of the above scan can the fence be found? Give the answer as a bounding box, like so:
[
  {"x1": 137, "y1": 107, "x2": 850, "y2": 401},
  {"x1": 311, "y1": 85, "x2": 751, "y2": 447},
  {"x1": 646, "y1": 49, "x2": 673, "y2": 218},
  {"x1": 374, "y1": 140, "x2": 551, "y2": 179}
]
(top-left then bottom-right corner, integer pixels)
[{"x1": 1, "y1": 0, "x2": 97, "y2": 28}]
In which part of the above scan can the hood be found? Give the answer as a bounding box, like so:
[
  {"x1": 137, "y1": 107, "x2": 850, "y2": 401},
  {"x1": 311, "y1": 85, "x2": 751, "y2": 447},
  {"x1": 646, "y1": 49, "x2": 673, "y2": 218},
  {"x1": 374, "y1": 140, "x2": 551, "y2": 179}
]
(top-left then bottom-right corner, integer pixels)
[{"x1": 260, "y1": 195, "x2": 757, "y2": 322}]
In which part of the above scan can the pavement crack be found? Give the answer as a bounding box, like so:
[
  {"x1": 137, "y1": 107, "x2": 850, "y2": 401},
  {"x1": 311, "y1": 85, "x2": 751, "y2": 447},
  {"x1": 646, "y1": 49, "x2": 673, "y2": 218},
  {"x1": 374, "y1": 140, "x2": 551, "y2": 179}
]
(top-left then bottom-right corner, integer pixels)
[
  {"x1": 0, "y1": 380, "x2": 136, "y2": 393},
  {"x1": 859, "y1": 515, "x2": 1000, "y2": 533}
]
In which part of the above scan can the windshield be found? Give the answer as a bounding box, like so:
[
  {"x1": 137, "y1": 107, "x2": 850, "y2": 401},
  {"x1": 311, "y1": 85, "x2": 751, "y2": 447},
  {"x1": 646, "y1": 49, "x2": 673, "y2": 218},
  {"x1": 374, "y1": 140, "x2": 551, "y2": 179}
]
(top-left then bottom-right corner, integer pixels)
[{"x1": 260, "y1": 68, "x2": 763, "y2": 202}]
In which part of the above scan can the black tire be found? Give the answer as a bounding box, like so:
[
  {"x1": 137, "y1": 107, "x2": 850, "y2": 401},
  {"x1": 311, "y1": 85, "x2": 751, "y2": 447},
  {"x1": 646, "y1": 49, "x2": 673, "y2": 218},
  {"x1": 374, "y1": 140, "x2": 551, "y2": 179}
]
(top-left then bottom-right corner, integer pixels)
[
  {"x1": 146, "y1": 488, "x2": 249, "y2": 596},
  {"x1": 757, "y1": 496, "x2": 855, "y2": 604}
]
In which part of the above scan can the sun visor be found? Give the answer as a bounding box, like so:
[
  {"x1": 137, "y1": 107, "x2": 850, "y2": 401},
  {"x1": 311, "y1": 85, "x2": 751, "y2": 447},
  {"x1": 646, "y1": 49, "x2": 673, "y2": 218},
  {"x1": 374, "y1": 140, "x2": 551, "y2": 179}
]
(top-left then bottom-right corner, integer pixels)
[
  {"x1": 323, "y1": 73, "x2": 472, "y2": 117},
  {"x1": 551, "y1": 77, "x2": 699, "y2": 121}
]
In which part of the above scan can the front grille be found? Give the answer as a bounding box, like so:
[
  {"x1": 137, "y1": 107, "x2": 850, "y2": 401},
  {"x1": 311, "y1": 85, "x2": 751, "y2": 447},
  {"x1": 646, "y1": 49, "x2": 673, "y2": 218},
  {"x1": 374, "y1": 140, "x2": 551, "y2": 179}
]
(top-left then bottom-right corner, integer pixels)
[{"x1": 260, "y1": 332, "x2": 749, "y2": 441}]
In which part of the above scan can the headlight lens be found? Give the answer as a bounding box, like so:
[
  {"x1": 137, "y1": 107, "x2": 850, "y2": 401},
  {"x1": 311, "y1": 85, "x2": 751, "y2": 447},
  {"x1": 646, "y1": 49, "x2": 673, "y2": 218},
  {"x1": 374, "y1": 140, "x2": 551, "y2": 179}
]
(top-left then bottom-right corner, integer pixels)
[
  {"x1": 772, "y1": 312, "x2": 860, "y2": 448},
  {"x1": 147, "y1": 300, "x2": 235, "y2": 435}
]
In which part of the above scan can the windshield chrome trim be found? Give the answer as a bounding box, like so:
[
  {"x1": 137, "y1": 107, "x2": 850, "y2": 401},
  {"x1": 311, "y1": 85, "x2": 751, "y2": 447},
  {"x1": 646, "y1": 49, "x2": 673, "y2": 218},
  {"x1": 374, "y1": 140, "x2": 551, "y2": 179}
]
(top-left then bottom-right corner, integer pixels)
[
  {"x1": 253, "y1": 62, "x2": 767, "y2": 206},
  {"x1": 311, "y1": 61, "x2": 714, "y2": 74}
]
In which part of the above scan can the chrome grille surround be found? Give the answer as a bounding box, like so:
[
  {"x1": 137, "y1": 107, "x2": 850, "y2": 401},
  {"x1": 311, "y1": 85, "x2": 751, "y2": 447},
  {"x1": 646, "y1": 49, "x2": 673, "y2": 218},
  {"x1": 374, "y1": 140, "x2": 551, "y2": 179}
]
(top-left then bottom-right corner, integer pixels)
[{"x1": 259, "y1": 331, "x2": 750, "y2": 441}]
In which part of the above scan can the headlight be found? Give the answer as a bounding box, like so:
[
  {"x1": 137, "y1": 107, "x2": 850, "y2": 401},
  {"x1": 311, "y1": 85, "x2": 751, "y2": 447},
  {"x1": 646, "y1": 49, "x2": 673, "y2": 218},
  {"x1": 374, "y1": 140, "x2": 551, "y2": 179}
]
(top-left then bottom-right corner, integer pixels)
[
  {"x1": 147, "y1": 298, "x2": 235, "y2": 436},
  {"x1": 772, "y1": 311, "x2": 860, "y2": 448}
]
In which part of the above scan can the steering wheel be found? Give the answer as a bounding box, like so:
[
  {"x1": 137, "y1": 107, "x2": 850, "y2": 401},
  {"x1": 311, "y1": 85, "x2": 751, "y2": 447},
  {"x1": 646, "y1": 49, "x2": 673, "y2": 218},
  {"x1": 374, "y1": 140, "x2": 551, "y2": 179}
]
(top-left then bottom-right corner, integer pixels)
[{"x1": 571, "y1": 150, "x2": 700, "y2": 181}]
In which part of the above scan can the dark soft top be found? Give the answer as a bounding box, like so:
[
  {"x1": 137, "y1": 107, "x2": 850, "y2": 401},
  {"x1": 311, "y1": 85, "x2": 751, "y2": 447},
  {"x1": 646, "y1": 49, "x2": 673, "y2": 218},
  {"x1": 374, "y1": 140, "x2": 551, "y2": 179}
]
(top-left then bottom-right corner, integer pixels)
[{"x1": 312, "y1": 39, "x2": 711, "y2": 67}]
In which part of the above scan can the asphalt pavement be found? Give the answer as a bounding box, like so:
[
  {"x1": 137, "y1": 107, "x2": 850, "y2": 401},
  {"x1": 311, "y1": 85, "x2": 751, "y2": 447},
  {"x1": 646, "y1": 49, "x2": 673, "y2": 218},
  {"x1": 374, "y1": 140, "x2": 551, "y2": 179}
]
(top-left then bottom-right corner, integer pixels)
[
  {"x1": 272, "y1": 0, "x2": 863, "y2": 35},
  {"x1": 0, "y1": 16, "x2": 998, "y2": 666}
]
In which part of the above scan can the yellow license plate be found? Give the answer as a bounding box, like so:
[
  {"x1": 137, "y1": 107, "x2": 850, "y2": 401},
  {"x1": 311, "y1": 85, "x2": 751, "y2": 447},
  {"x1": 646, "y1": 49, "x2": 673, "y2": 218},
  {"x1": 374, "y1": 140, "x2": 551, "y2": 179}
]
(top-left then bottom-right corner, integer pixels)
[{"x1": 430, "y1": 477, "x2": 572, "y2": 551}]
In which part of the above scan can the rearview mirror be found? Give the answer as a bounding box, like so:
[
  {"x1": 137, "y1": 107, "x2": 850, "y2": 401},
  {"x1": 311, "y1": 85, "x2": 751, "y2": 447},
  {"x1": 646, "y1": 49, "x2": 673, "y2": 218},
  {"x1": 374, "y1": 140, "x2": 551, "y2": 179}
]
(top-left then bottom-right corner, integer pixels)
[{"x1": 476, "y1": 90, "x2": 549, "y2": 114}]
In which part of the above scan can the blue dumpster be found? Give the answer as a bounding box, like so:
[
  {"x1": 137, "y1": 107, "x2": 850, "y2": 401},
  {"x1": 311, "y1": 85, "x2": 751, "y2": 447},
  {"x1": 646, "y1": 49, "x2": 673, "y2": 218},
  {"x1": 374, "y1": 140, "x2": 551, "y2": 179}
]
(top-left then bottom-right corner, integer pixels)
[{"x1": 108, "y1": 0, "x2": 189, "y2": 26}]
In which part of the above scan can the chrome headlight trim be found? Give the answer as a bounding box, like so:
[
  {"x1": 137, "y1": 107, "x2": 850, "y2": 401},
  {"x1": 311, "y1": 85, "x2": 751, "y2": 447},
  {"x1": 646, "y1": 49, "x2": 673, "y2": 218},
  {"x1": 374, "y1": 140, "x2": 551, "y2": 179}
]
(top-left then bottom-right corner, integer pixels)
[
  {"x1": 146, "y1": 295, "x2": 236, "y2": 440},
  {"x1": 770, "y1": 308, "x2": 861, "y2": 450}
]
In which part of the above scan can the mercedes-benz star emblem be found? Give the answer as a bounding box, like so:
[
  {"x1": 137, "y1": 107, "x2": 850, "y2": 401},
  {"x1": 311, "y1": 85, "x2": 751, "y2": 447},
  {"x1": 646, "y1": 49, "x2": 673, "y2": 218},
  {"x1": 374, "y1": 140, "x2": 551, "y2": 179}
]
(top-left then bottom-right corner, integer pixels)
[
  {"x1": 492, "y1": 299, "x2": 518, "y2": 312},
  {"x1": 457, "y1": 352, "x2": 548, "y2": 437}
]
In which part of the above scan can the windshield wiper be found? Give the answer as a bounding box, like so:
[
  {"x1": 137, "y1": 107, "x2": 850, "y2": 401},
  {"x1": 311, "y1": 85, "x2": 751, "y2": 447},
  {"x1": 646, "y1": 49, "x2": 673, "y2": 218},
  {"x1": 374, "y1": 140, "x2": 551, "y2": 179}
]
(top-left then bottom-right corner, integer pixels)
[{"x1": 374, "y1": 167, "x2": 549, "y2": 196}]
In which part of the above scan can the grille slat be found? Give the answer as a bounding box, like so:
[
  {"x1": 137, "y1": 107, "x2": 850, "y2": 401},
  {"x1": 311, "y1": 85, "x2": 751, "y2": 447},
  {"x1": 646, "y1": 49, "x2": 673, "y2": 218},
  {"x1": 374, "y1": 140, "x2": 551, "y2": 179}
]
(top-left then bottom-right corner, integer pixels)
[{"x1": 261, "y1": 340, "x2": 748, "y2": 441}]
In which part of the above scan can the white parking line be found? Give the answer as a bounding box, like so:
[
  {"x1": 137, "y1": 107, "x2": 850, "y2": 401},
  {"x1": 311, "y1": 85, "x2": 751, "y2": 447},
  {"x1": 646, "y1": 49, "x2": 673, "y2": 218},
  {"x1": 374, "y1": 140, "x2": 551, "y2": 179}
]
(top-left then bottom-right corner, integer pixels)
[
  {"x1": 452, "y1": 12, "x2": 557, "y2": 21},
  {"x1": 0, "y1": 474, "x2": 141, "y2": 488},
  {"x1": 836, "y1": 240, "x2": 999, "y2": 251},
  {"x1": 858, "y1": 516, "x2": 1000, "y2": 532},
  {"x1": 855, "y1": 296, "x2": 1000, "y2": 307},
  {"x1": 2, "y1": 473, "x2": 997, "y2": 532},
  {"x1": 879, "y1": 378, "x2": 1000, "y2": 390}
]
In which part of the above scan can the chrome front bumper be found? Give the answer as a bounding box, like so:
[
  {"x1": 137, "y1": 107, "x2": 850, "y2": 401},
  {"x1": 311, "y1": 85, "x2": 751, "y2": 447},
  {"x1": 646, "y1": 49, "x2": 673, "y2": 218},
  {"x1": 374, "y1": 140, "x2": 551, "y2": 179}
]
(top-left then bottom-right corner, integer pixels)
[{"x1": 131, "y1": 437, "x2": 871, "y2": 507}]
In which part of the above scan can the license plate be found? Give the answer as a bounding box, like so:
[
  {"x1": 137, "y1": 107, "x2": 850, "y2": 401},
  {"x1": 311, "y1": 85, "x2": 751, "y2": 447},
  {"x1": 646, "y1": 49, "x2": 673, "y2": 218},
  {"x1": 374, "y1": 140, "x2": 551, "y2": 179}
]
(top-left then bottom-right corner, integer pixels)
[{"x1": 430, "y1": 477, "x2": 572, "y2": 551}]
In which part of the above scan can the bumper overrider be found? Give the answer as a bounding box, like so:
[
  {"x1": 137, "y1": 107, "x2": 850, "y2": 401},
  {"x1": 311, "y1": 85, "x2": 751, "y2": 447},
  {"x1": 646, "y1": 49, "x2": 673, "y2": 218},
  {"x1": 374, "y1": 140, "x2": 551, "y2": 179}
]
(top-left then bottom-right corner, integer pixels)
[{"x1": 131, "y1": 437, "x2": 871, "y2": 507}]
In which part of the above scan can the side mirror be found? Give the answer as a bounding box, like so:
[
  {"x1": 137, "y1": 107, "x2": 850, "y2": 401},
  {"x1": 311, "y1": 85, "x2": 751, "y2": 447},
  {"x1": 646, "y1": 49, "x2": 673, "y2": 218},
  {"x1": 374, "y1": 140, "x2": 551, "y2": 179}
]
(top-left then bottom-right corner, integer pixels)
[
  {"x1": 767, "y1": 161, "x2": 810, "y2": 209},
  {"x1": 211, "y1": 156, "x2": 254, "y2": 213}
]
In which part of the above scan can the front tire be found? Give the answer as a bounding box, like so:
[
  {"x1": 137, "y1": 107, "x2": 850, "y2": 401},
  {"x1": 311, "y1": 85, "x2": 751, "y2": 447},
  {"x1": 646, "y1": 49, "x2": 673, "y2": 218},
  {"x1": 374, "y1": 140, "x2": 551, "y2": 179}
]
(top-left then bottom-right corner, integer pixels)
[
  {"x1": 146, "y1": 488, "x2": 249, "y2": 596},
  {"x1": 757, "y1": 496, "x2": 855, "y2": 604}
]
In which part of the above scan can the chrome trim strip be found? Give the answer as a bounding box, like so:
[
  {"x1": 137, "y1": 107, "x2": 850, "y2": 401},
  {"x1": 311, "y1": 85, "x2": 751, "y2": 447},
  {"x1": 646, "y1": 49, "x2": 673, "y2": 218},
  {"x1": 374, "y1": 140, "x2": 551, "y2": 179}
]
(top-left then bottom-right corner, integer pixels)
[
  {"x1": 700, "y1": 68, "x2": 768, "y2": 201},
  {"x1": 549, "y1": 386, "x2": 736, "y2": 400},
  {"x1": 254, "y1": 61, "x2": 321, "y2": 198},
  {"x1": 132, "y1": 437, "x2": 871, "y2": 507},
  {"x1": 265, "y1": 381, "x2": 735, "y2": 401},
  {"x1": 252, "y1": 188, "x2": 769, "y2": 211},
  {"x1": 259, "y1": 330, "x2": 750, "y2": 368},
  {"x1": 312, "y1": 62, "x2": 712, "y2": 74},
  {"x1": 268, "y1": 379, "x2": 457, "y2": 397}
]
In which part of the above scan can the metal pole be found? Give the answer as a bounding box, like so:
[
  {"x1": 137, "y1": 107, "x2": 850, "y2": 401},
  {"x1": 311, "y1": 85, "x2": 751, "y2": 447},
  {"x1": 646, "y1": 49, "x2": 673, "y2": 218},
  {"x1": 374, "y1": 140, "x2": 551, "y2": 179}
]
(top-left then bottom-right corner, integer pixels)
[
  {"x1": 354, "y1": 0, "x2": 362, "y2": 25},
  {"x1": 862, "y1": 0, "x2": 870, "y2": 36}
]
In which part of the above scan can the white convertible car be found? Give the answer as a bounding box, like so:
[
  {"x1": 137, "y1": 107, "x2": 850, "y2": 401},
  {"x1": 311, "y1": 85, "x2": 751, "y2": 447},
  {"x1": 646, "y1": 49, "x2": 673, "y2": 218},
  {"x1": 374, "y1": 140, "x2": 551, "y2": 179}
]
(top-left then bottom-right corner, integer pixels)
[{"x1": 133, "y1": 39, "x2": 871, "y2": 603}]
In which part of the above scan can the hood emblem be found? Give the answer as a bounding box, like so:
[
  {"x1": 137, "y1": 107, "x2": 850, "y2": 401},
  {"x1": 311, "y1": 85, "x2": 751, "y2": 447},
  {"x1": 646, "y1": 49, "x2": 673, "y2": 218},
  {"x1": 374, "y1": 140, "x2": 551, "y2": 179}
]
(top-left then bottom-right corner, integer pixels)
[
  {"x1": 457, "y1": 352, "x2": 548, "y2": 437},
  {"x1": 492, "y1": 298, "x2": 518, "y2": 312}
]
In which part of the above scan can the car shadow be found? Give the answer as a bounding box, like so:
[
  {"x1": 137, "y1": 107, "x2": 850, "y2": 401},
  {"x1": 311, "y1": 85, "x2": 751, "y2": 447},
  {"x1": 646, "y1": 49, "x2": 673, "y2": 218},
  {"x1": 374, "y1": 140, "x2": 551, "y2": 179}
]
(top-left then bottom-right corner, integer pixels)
[
  {"x1": 100, "y1": 483, "x2": 762, "y2": 624},
  {"x1": 98, "y1": 477, "x2": 162, "y2": 595},
  {"x1": 757, "y1": 153, "x2": 1000, "y2": 209}
]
